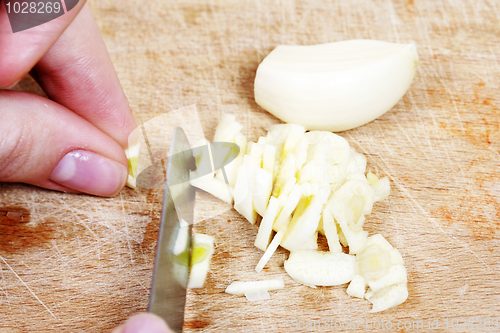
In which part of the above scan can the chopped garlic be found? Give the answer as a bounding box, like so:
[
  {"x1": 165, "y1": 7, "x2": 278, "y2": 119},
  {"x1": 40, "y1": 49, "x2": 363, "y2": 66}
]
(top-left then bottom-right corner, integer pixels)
[
  {"x1": 124, "y1": 143, "x2": 140, "y2": 188},
  {"x1": 245, "y1": 290, "x2": 271, "y2": 301},
  {"x1": 255, "y1": 229, "x2": 286, "y2": 272},
  {"x1": 348, "y1": 234, "x2": 408, "y2": 312},
  {"x1": 321, "y1": 208, "x2": 342, "y2": 253},
  {"x1": 284, "y1": 250, "x2": 356, "y2": 287},
  {"x1": 299, "y1": 231, "x2": 319, "y2": 251},
  {"x1": 189, "y1": 114, "x2": 406, "y2": 311},
  {"x1": 233, "y1": 164, "x2": 259, "y2": 224},
  {"x1": 272, "y1": 183, "x2": 302, "y2": 231},
  {"x1": 367, "y1": 172, "x2": 391, "y2": 202},
  {"x1": 280, "y1": 187, "x2": 329, "y2": 251},
  {"x1": 254, "y1": 196, "x2": 280, "y2": 251},
  {"x1": 225, "y1": 279, "x2": 285, "y2": 296},
  {"x1": 187, "y1": 233, "x2": 215, "y2": 289},
  {"x1": 252, "y1": 168, "x2": 273, "y2": 216},
  {"x1": 190, "y1": 177, "x2": 232, "y2": 204},
  {"x1": 365, "y1": 283, "x2": 408, "y2": 313},
  {"x1": 346, "y1": 274, "x2": 367, "y2": 299},
  {"x1": 328, "y1": 180, "x2": 375, "y2": 254}
]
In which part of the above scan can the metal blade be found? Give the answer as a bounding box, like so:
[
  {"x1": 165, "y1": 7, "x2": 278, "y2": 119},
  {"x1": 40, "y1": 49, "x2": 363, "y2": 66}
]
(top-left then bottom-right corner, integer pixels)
[{"x1": 149, "y1": 127, "x2": 195, "y2": 332}]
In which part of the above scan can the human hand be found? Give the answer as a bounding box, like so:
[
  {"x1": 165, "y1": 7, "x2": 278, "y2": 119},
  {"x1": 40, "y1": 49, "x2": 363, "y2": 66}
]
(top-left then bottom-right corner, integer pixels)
[
  {"x1": 112, "y1": 313, "x2": 174, "y2": 333},
  {"x1": 0, "y1": 0, "x2": 136, "y2": 197}
]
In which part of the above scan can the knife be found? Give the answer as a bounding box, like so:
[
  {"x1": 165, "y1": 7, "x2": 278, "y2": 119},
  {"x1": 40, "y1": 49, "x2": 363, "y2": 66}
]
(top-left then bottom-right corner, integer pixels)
[{"x1": 148, "y1": 127, "x2": 195, "y2": 332}]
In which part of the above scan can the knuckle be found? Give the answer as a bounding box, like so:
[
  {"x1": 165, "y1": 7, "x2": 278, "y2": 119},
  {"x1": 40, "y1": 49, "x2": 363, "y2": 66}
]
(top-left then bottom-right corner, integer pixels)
[{"x1": 0, "y1": 126, "x2": 32, "y2": 182}]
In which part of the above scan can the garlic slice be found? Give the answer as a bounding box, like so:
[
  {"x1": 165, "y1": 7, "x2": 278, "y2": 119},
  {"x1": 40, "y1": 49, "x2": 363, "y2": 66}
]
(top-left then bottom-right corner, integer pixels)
[
  {"x1": 328, "y1": 179, "x2": 375, "y2": 254},
  {"x1": 254, "y1": 196, "x2": 280, "y2": 251},
  {"x1": 284, "y1": 250, "x2": 356, "y2": 287},
  {"x1": 225, "y1": 279, "x2": 285, "y2": 296},
  {"x1": 187, "y1": 233, "x2": 215, "y2": 289},
  {"x1": 347, "y1": 234, "x2": 408, "y2": 312},
  {"x1": 124, "y1": 143, "x2": 140, "y2": 188},
  {"x1": 254, "y1": 40, "x2": 418, "y2": 131}
]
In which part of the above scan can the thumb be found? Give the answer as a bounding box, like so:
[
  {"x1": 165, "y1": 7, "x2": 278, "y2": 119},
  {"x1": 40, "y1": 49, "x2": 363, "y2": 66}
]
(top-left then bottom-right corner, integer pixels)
[
  {"x1": 112, "y1": 313, "x2": 174, "y2": 333},
  {"x1": 0, "y1": 91, "x2": 128, "y2": 197}
]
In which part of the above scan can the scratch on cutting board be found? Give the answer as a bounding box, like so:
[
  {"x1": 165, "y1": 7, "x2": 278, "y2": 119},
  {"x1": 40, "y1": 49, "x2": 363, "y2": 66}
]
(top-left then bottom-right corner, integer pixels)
[
  {"x1": 434, "y1": 285, "x2": 449, "y2": 311},
  {"x1": 441, "y1": 82, "x2": 466, "y2": 135},
  {"x1": 407, "y1": 88, "x2": 436, "y2": 156},
  {"x1": 386, "y1": 0, "x2": 401, "y2": 42},
  {"x1": 0, "y1": 255, "x2": 57, "y2": 319},
  {"x1": 0, "y1": 262, "x2": 10, "y2": 305},
  {"x1": 55, "y1": 197, "x2": 109, "y2": 261},
  {"x1": 371, "y1": 155, "x2": 495, "y2": 275},
  {"x1": 119, "y1": 192, "x2": 134, "y2": 264}
]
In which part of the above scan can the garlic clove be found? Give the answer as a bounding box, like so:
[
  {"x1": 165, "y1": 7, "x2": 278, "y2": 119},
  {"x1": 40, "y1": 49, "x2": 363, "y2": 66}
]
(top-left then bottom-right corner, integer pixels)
[{"x1": 254, "y1": 40, "x2": 418, "y2": 132}]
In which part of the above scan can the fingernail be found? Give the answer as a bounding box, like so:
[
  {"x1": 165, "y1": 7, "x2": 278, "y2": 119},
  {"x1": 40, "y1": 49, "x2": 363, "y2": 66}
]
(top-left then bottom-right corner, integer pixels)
[
  {"x1": 121, "y1": 313, "x2": 171, "y2": 333},
  {"x1": 49, "y1": 150, "x2": 127, "y2": 197}
]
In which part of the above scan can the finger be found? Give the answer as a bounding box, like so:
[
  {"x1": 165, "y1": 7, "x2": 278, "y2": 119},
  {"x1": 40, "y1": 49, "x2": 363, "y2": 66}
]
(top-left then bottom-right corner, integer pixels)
[
  {"x1": 111, "y1": 313, "x2": 173, "y2": 333},
  {"x1": 0, "y1": 90, "x2": 128, "y2": 197},
  {"x1": 0, "y1": 0, "x2": 87, "y2": 88},
  {"x1": 34, "y1": 4, "x2": 136, "y2": 148}
]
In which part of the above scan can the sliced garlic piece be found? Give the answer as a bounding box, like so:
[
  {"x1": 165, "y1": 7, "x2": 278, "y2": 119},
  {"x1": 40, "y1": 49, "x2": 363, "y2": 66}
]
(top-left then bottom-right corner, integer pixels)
[
  {"x1": 347, "y1": 234, "x2": 408, "y2": 311},
  {"x1": 254, "y1": 40, "x2": 418, "y2": 131},
  {"x1": 255, "y1": 196, "x2": 280, "y2": 251},
  {"x1": 262, "y1": 144, "x2": 277, "y2": 176},
  {"x1": 367, "y1": 172, "x2": 391, "y2": 202},
  {"x1": 245, "y1": 290, "x2": 270, "y2": 301},
  {"x1": 225, "y1": 279, "x2": 285, "y2": 296},
  {"x1": 321, "y1": 207, "x2": 342, "y2": 253},
  {"x1": 190, "y1": 177, "x2": 233, "y2": 204},
  {"x1": 124, "y1": 143, "x2": 140, "y2": 189},
  {"x1": 298, "y1": 231, "x2": 318, "y2": 251},
  {"x1": 365, "y1": 283, "x2": 409, "y2": 313},
  {"x1": 233, "y1": 164, "x2": 259, "y2": 224},
  {"x1": 214, "y1": 153, "x2": 243, "y2": 188},
  {"x1": 253, "y1": 168, "x2": 273, "y2": 216},
  {"x1": 255, "y1": 228, "x2": 286, "y2": 272},
  {"x1": 272, "y1": 183, "x2": 302, "y2": 231},
  {"x1": 346, "y1": 274, "x2": 367, "y2": 299},
  {"x1": 356, "y1": 234, "x2": 407, "y2": 292},
  {"x1": 281, "y1": 187, "x2": 330, "y2": 251},
  {"x1": 284, "y1": 250, "x2": 356, "y2": 287},
  {"x1": 345, "y1": 148, "x2": 367, "y2": 177},
  {"x1": 328, "y1": 179, "x2": 375, "y2": 254},
  {"x1": 187, "y1": 233, "x2": 215, "y2": 289},
  {"x1": 213, "y1": 114, "x2": 243, "y2": 143}
]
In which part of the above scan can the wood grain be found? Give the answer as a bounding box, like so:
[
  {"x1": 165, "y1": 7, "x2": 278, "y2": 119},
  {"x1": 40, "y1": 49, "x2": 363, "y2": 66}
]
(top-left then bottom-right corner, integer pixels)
[{"x1": 1, "y1": 0, "x2": 499, "y2": 331}]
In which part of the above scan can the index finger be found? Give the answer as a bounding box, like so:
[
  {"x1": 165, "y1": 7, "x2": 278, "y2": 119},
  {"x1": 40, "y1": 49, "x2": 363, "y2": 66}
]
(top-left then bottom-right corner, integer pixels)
[{"x1": 0, "y1": 0, "x2": 86, "y2": 88}]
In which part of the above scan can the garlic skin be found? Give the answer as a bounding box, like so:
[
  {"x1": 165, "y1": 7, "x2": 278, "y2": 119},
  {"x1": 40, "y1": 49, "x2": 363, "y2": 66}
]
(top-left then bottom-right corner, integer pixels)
[{"x1": 254, "y1": 40, "x2": 418, "y2": 132}]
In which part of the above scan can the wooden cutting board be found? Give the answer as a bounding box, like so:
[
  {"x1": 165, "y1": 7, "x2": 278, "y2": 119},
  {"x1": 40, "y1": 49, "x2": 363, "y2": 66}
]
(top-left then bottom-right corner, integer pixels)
[{"x1": 1, "y1": 0, "x2": 499, "y2": 331}]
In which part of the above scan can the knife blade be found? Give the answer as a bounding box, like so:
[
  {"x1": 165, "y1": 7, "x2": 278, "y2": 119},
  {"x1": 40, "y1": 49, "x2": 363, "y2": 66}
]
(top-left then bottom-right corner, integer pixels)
[{"x1": 149, "y1": 127, "x2": 195, "y2": 332}]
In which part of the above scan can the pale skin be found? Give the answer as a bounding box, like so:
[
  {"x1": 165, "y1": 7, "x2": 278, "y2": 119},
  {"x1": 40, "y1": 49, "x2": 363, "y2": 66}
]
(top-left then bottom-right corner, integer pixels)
[
  {"x1": 1, "y1": 1, "x2": 172, "y2": 331},
  {"x1": 0, "y1": 0, "x2": 135, "y2": 197}
]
